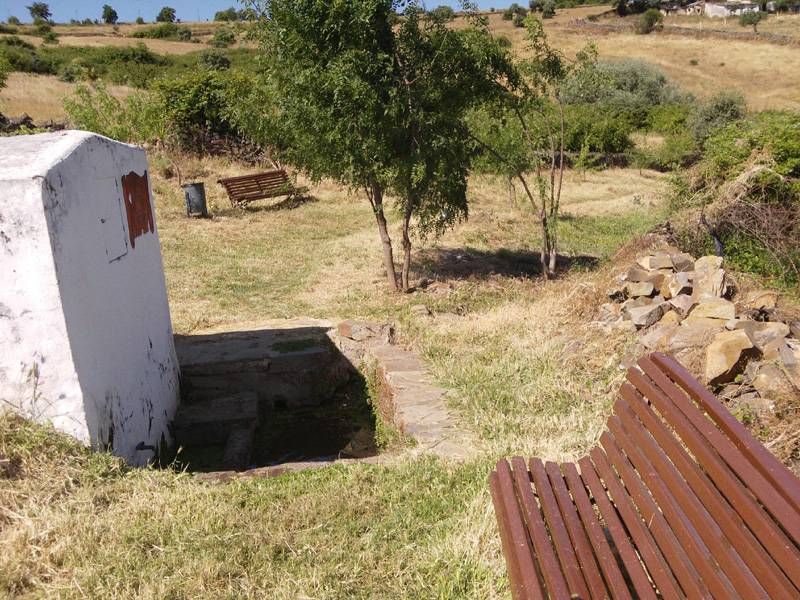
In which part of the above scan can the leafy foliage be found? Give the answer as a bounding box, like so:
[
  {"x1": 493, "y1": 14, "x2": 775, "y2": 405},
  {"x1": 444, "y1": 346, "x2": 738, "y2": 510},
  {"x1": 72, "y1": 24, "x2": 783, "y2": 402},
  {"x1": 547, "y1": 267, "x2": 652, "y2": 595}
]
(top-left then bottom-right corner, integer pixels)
[
  {"x1": 132, "y1": 22, "x2": 192, "y2": 41},
  {"x1": 27, "y1": 2, "x2": 51, "y2": 21},
  {"x1": 251, "y1": 0, "x2": 511, "y2": 290},
  {"x1": 210, "y1": 27, "x2": 236, "y2": 48},
  {"x1": 688, "y1": 90, "x2": 746, "y2": 145},
  {"x1": 635, "y1": 8, "x2": 663, "y2": 34},
  {"x1": 739, "y1": 10, "x2": 765, "y2": 32},
  {"x1": 156, "y1": 6, "x2": 177, "y2": 23},
  {"x1": 102, "y1": 4, "x2": 118, "y2": 24}
]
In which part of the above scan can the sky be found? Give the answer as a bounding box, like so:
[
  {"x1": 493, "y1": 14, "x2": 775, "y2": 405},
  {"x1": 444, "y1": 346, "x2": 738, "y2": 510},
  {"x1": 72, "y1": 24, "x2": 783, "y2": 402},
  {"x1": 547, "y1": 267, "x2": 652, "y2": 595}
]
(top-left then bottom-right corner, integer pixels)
[{"x1": 2, "y1": 0, "x2": 486, "y2": 23}]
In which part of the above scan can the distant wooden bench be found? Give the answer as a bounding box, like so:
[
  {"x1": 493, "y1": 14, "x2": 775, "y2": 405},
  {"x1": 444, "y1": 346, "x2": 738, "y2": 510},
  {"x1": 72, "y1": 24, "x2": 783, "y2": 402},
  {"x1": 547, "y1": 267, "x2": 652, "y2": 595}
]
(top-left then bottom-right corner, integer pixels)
[
  {"x1": 217, "y1": 169, "x2": 296, "y2": 208},
  {"x1": 490, "y1": 352, "x2": 800, "y2": 600}
]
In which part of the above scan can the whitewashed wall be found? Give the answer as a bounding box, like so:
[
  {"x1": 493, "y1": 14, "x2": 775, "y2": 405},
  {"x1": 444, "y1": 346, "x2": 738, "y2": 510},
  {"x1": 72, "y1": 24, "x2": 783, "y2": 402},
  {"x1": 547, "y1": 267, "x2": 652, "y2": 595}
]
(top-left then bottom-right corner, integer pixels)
[{"x1": 0, "y1": 131, "x2": 179, "y2": 465}]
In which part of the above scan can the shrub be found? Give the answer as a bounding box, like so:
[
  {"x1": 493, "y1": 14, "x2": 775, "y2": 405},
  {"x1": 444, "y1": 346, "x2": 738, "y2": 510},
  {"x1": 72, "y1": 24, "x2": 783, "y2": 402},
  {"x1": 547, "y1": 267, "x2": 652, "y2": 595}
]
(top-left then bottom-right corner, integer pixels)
[
  {"x1": 41, "y1": 31, "x2": 59, "y2": 44},
  {"x1": 7, "y1": 16, "x2": 21, "y2": 25},
  {"x1": 688, "y1": 90, "x2": 746, "y2": 145},
  {"x1": 64, "y1": 83, "x2": 166, "y2": 143},
  {"x1": 561, "y1": 59, "x2": 690, "y2": 128},
  {"x1": 429, "y1": 5, "x2": 455, "y2": 21},
  {"x1": 564, "y1": 104, "x2": 634, "y2": 153},
  {"x1": 214, "y1": 7, "x2": 239, "y2": 21},
  {"x1": 132, "y1": 22, "x2": 191, "y2": 41},
  {"x1": 542, "y1": 0, "x2": 556, "y2": 18},
  {"x1": 156, "y1": 6, "x2": 177, "y2": 23},
  {"x1": 512, "y1": 12, "x2": 526, "y2": 26},
  {"x1": 199, "y1": 49, "x2": 231, "y2": 70},
  {"x1": 669, "y1": 110, "x2": 800, "y2": 286},
  {"x1": 739, "y1": 10, "x2": 764, "y2": 33},
  {"x1": 635, "y1": 8, "x2": 663, "y2": 34},
  {"x1": 647, "y1": 104, "x2": 690, "y2": 134},
  {"x1": 135, "y1": 16, "x2": 145, "y2": 24},
  {"x1": 210, "y1": 27, "x2": 236, "y2": 48},
  {"x1": 0, "y1": 23, "x2": 18, "y2": 34},
  {"x1": 0, "y1": 36, "x2": 56, "y2": 74}
]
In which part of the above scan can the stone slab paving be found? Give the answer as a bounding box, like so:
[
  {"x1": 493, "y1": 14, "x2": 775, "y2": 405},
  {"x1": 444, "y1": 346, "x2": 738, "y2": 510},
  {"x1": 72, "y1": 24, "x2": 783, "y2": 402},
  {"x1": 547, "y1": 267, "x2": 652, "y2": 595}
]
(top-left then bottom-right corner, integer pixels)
[{"x1": 367, "y1": 343, "x2": 479, "y2": 460}]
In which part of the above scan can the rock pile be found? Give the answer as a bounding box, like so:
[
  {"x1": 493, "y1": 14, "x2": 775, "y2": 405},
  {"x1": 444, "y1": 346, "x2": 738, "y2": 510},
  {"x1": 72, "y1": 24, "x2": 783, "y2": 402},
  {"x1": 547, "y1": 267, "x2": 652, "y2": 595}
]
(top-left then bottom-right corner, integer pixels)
[{"x1": 599, "y1": 250, "x2": 800, "y2": 399}]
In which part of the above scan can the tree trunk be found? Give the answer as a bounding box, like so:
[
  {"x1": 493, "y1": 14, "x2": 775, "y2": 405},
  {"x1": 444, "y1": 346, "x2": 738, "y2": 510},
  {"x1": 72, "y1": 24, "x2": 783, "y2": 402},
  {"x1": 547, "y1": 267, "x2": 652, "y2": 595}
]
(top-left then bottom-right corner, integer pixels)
[
  {"x1": 401, "y1": 203, "x2": 413, "y2": 292},
  {"x1": 368, "y1": 183, "x2": 398, "y2": 292}
]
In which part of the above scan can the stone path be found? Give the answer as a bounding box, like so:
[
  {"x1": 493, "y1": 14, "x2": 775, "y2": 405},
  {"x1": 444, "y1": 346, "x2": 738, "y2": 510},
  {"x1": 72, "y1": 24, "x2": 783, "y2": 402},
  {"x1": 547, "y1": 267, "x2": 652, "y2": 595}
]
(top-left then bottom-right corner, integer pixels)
[{"x1": 367, "y1": 342, "x2": 479, "y2": 460}]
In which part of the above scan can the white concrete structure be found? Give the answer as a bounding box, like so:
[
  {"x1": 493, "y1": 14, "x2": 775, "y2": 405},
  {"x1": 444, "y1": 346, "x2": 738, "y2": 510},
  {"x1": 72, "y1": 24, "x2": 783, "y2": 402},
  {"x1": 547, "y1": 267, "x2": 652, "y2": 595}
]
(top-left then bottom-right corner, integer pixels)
[
  {"x1": 704, "y1": 1, "x2": 760, "y2": 17},
  {"x1": 0, "y1": 131, "x2": 179, "y2": 465}
]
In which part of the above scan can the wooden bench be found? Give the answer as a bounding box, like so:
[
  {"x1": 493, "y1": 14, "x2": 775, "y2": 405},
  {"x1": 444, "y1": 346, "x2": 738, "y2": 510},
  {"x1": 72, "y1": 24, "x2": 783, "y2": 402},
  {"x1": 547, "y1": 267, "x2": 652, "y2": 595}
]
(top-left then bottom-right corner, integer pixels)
[
  {"x1": 217, "y1": 169, "x2": 296, "y2": 208},
  {"x1": 490, "y1": 352, "x2": 800, "y2": 600}
]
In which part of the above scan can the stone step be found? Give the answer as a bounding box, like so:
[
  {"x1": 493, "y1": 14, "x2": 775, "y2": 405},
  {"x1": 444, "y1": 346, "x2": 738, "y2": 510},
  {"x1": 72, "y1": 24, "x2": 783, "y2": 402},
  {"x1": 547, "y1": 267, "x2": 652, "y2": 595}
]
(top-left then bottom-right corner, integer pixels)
[
  {"x1": 173, "y1": 391, "x2": 259, "y2": 446},
  {"x1": 222, "y1": 425, "x2": 256, "y2": 471}
]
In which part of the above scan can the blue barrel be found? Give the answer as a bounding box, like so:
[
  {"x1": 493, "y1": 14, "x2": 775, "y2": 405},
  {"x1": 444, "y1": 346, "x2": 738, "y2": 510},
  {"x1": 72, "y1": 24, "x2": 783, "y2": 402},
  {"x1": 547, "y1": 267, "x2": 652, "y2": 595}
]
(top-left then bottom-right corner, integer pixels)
[{"x1": 183, "y1": 182, "x2": 208, "y2": 218}]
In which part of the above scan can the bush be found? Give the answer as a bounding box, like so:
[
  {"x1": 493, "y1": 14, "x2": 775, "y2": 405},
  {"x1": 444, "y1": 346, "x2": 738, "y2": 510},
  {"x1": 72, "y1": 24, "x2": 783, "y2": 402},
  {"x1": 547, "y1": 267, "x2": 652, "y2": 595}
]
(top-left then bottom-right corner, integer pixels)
[
  {"x1": 132, "y1": 22, "x2": 190, "y2": 41},
  {"x1": 541, "y1": 0, "x2": 556, "y2": 18},
  {"x1": 7, "y1": 16, "x2": 21, "y2": 25},
  {"x1": 739, "y1": 10, "x2": 764, "y2": 32},
  {"x1": 64, "y1": 83, "x2": 166, "y2": 143},
  {"x1": 512, "y1": 12, "x2": 526, "y2": 26},
  {"x1": 669, "y1": 110, "x2": 800, "y2": 286},
  {"x1": 635, "y1": 8, "x2": 663, "y2": 34},
  {"x1": 503, "y1": 3, "x2": 527, "y2": 20},
  {"x1": 647, "y1": 104, "x2": 690, "y2": 134},
  {"x1": 429, "y1": 5, "x2": 455, "y2": 21},
  {"x1": 209, "y1": 27, "x2": 236, "y2": 48},
  {"x1": 41, "y1": 31, "x2": 59, "y2": 44},
  {"x1": 135, "y1": 16, "x2": 145, "y2": 24},
  {"x1": 214, "y1": 7, "x2": 239, "y2": 21},
  {"x1": 688, "y1": 90, "x2": 746, "y2": 145},
  {"x1": 0, "y1": 23, "x2": 18, "y2": 34},
  {"x1": 0, "y1": 36, "x2": 57, "y2": 74},
  {"x1": 646, "y1": 131, "x2": 698, "y2": 170},
  {"x1": 564, "y1": 104, "x2": 634, "y2": 153},
  {"x1": 199, "y1": 49, "x2": 231, "y2": 70},
  {"x1": 561, "y1": 59, "x2": 690, "y2": 128}
]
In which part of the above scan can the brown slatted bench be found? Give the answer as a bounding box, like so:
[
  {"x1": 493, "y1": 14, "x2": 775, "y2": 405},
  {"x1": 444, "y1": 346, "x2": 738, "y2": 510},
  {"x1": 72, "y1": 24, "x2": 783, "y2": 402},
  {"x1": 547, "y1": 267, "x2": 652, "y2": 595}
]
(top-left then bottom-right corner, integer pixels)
[
  {"x1": 217, "y1": 169, "x2": 296, "y2": 208},
  {"x1": 491, "y1": 352, "x2": 800, "y2": 600}
]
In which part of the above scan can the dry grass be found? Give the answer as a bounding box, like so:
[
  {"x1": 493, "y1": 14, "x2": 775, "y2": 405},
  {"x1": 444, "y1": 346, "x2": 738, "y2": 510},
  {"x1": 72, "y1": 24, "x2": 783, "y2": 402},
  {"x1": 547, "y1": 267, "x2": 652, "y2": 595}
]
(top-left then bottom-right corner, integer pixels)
[
  {"x1": 483, "y1": 9, "x2": 800, "y2": 111},
  {"x1": 663, "y1": 12, "x2": 800, "y2": 39},
  {"x1": 0, "y1": 73, "x2": 133, "y2": 121}
]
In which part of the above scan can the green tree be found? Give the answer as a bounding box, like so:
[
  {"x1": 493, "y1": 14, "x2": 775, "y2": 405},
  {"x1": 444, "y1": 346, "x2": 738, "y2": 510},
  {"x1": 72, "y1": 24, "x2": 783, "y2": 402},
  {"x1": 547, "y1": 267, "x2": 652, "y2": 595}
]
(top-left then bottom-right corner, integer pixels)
[
  {"x1": 26, "y1": 2, "x2": 51, "y2": 21},
  {"x1": 8, "y1": 16, "x2": 21, "y2": 25},
  {"x1": 102, "y1": 5, "x2": 119, "y2": 24},
  {"x1": 429, "y1": 5, "x2": 455, "y2": 20},
  {"x1": 635, "y1": 8, "x2": 662, "y2": 33},
  {"x1": 214, "y1": 7, "x2": 239, "y2": 21},
  {"x1": 135, "y1": 16, "x2": 145, "y2": 24},
  {"x1": 739, "y1": 10, "x2": 764, "y2": 33},
  {"x1": 541, "y1": 0, "x2": 555, "y2": 18},
  {"x1": 469, "y1": 16, "x2": 598, "y2": 279},
  {"x1": 252, "y1": 0, "x2": 510, "y2": 291},
  {"x1": 156, "y1": 6, "x2": 177, "y2": 23}
]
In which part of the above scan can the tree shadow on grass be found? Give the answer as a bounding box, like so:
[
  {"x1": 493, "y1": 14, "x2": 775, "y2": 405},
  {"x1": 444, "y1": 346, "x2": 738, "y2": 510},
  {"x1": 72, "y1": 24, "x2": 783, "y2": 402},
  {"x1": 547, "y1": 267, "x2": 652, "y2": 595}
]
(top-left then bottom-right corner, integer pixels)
[{"x1": 416, "y1": 247, "x2": 600, "y2": 281}]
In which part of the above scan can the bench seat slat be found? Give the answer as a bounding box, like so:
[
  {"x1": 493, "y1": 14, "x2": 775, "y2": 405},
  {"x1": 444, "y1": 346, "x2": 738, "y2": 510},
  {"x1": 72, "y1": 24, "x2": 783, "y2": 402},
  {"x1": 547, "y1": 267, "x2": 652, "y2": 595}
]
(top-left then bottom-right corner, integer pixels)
[
  {"x1": 589, "y1": 448, "x2": 686, "y2": 599},
  {"x1": 629, "y1": 366, "x2": 800, "y2": 590},
  {"x1": 530, "y1": 458, "x2": 591, "y2": 599},
  {"x1": 599, "y1": 435, "x2": 710, "y2": 598},
  {"x1": 609, "y1": 415, "x2": 746, "y2": 599},
  {"x1": 652, "y1": 353, "x2": 800, "y2": 515},
  {"x1": 634, "y1": 360, "x2": 800, "y2": 559},
  {"x1": 509, "y1": 457, "x2": 570, "y2": 599},
  {"x1": 619, "y1": 384, "x2": 798, "y2": 599},
  {"x1": 638, "y1": 357, "x2": 800, "y2": 545},
  {"x1": 492, "y1": 460, "x2": 544, "y2": 600},
  {"x1": 562, "y1": 463, "x2": 637, "y2": 600},
  {"x1": 545, "y1": 461, "x2": 609, "y2": 598},
  {"x1": 490, "y1": 353, "x2": 800, "y2": 598}
]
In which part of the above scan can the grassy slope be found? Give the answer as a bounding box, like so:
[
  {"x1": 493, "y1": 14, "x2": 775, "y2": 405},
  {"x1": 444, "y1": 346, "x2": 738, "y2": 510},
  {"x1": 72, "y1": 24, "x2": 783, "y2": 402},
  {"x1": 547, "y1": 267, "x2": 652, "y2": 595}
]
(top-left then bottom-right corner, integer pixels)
[
  {"x1": 3, "y1": 8, "x2": 800, "y2": 120},
  {"x1": 1, "y1": 162, "x2": 666, "y2": 598}
]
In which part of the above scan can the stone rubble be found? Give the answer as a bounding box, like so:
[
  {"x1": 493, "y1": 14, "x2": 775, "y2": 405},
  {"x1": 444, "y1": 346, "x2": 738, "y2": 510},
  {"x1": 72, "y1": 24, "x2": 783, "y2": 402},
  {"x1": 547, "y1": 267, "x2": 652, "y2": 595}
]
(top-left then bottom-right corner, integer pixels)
[{"x1": 598, "y1": 250, "x2": 800, "y2": 421}]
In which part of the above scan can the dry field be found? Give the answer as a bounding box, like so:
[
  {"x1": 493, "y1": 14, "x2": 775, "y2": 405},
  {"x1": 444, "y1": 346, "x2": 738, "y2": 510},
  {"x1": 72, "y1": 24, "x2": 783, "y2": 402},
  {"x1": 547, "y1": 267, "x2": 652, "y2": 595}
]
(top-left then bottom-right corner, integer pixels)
[
  {"x1": 0, "y1": 72, "x2": 133, "y2": 121},
  {"x1": 663, "y1": 12, "x2": 800, "y2": 39},
  {"x1": 486, "y1": 10, "x2": 800, "y2": 111},
  {"x1": 4, "y1": 32, "x2": 208, "y2": 54}
]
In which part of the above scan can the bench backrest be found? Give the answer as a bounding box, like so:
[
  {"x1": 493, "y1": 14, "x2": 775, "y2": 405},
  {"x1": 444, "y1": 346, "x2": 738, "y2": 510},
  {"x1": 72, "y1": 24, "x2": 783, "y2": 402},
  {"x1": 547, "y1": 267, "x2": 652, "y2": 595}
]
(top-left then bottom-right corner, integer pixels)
[
  {"x1": 492, "y1": 352, "x2": 800, "y2": 599},
  {"x1": 217, "y1": 169, "x2": 291, "y2": 202}
]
